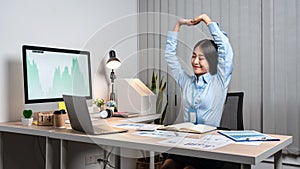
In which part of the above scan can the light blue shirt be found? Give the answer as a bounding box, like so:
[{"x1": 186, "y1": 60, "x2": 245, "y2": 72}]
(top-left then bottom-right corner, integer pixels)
[{"x1": 165, "y1": 22, "x2": 233, "y2": 127}]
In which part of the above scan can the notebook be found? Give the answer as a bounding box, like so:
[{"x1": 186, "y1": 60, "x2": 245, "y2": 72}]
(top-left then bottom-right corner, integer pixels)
[
  {"x1": 63, "y1": 95, "x2": 128, "y2": 135},
  {"x1": 218, "y1": 130, "x2": 280, "y2": 142},
  {"x1": 158, "y1": 122, "x2": 216, "y2": 134}
]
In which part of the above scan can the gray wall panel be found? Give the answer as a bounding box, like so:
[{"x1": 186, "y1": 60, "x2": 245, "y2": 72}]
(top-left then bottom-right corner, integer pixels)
[
  {"x1": 263, "y1": 0, "x2": 300, "y2": 154},
  {"x1": 137, "y1": 0, "x2": 299, "y2": 155},
  {"x1": 138, "y1": 0, "x2": 262, "y2": 129}
]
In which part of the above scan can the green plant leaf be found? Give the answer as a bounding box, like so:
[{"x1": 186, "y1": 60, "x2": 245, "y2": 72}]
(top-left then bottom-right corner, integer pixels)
[
  {"x1": 151, "y1": 71, "x2": 157, "y2": 94},
  {"x1": 150, "y1": 72, "x2": 168, "y2": 125},
  {"x1": 159, "y1": 103, "x2": 168, "y2": 125},
  {"x1": 23, "y1": 109, "x2": 33, "y2": 118},
  {"x1": 93, "y1": 98, "x2": 105, "y2": 107},
  {"x1": 160, "y1": 81, "x2": 166, "y2": 92}
]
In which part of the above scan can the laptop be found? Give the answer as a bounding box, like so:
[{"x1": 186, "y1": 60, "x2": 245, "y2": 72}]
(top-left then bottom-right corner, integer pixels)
[{"x1": 63, "y1": 95, "x2": 128, "y2": 135}]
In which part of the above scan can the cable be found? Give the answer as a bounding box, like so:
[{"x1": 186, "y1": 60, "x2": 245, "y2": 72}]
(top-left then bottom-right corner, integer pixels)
[
  {"x1": 97, "y1": 146, "x2": 115, "y2": 169},
  {"x1": 97, "y1": 158, "x2": 115, "y2": 169}
]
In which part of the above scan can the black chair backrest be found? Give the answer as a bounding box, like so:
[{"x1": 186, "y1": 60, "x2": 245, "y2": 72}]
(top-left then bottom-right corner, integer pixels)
[{"x1": 220, "y1": 92, "x2": 244, "y2": 130}]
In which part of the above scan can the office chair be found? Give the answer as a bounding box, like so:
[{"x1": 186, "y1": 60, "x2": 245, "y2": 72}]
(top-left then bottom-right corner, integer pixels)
[
  {"x1": 219, "y1": 92, "x2": 244, "y2": 169},
  {"x1": 163, "y1": 92, "x2": 245, "y2": 169},
  {"x1": 220, "y1": 92, "x2": 244, "y2": 130}
]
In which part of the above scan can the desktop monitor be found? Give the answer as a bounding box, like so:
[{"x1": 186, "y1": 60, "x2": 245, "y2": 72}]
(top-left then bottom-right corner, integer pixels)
[{"x1": 22, "y1": 45, "x2": 92, "y2": 109}]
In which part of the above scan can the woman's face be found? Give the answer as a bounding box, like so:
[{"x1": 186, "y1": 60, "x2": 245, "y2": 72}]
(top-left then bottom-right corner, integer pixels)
[{"x1": 191, "y1": 46, "x2": 210, "y2": 76}]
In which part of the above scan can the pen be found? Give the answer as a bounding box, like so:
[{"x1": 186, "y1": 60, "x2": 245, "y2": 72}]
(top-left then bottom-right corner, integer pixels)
[{"x1": 245, "y1": 137, "x2": 266, "y2": 141}]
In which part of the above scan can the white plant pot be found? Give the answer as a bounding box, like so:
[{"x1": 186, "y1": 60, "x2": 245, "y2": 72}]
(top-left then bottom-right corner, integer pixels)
[{"x1": 21, "y1": 117, "x2": 33, "y2": 126}]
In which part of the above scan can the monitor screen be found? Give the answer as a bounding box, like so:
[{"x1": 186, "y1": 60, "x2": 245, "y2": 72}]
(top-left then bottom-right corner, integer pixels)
[{"x1": 22, "y1": 45, "x2": 92, "y2": 104}]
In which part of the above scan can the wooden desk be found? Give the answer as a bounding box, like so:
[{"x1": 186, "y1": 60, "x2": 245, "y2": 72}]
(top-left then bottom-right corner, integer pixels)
[{"x1": 0, "y1": 119, "x2": 292, "y2": 169}]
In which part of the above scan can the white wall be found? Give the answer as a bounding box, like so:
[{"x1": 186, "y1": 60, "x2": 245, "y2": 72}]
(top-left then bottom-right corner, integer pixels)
[
  {"x1": 0, "y1": 0, "x2": 138, "y2": 122},
  {"x1": 0, "y1": 0, "x2": 138, "y2": 169}
]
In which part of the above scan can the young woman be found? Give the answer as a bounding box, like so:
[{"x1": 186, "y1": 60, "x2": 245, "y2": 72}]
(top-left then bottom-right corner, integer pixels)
[{"x1": 161, "y1": 14, "x2": 233, "y2": 169}]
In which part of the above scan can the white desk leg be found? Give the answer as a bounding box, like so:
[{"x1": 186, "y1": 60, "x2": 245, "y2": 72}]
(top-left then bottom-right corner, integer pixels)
[
  {"x1": 0, "y1": 132, "x2": 3, "y2": 169},
  {"x1": 150, "y1": 151, "x2": 154, "y2": 169},
  {"x1": 115, "y1": 147, "x2": 121, "y2": 169},
  {"x1": 274, "y1": 150, "x2": 283, "y2": 169},
  {"x1": 45, "y1": 137, "x2": 53, "y2": 169},
  {"x1": 241, "y1": 164, "x2": 251, "y2": 169},
  {"x1": 60, "y1": 139, "x2": 67, "y2": 169}
]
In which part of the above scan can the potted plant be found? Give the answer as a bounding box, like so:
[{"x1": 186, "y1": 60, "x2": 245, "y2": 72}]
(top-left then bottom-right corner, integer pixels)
[
  {"x1": 21, "y1": 109, "x2": 33, "y2": 126},
  {"x1": 93, "y1": 98, "x2": 106, "y2": 111},
  {"x1": 136, "y1": 71, "x2": 168, "y2": 169},
  {"x1": 106, "y1": 100, "x2": 117, "y2": 112},
  {"x1": 151, "y1": 71, "x2": 167, "y2": 125}
]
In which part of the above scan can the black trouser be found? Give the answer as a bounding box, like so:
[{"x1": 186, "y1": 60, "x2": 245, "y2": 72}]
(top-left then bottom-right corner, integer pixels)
[{"x1": 163, "y1": 153, "x2": 224, "y2": 169}]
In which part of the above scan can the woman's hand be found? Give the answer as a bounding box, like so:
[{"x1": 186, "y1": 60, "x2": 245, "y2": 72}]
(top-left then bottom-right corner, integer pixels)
[
  {"x1": 173, "y1": 14, "x2": 212, "y2": 32},
  {"x1": 192, "y1": 14, "x2": 212, "y2": 25},
  {"x1": 178, "y1": 18, "x2": 198, "y2": 26},
  {"x1": 173, "y1": 18, "x2": 199, "y2": 32}
]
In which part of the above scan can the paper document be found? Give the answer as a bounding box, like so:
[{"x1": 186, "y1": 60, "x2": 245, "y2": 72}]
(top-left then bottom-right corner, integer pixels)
[
  {"x1": 218, "y1": 130, "x2": 280, "y2": 142},
  {"x1": 158, "y1": 122, "x2": 216, "y2": 134},
  {"x1": 132, "y1": 130, "x2": 189, "y2": 138},
  {"x1": 158, "y1": 135, "x2": 233, "y2": 150},
  {"x1": 114, "y1": 123, "x2": 162, "y2": 131}
]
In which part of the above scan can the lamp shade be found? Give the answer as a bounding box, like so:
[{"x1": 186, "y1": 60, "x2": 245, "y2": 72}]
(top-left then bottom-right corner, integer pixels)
[{"x1": 106, "y1": 50, "x2": 121, "y2": 69}]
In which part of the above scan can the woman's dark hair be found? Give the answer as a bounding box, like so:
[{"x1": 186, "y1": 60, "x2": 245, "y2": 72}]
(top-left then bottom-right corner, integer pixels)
[{"x1": 193, "y1": 39, "x2": 218, "y2": 75}]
